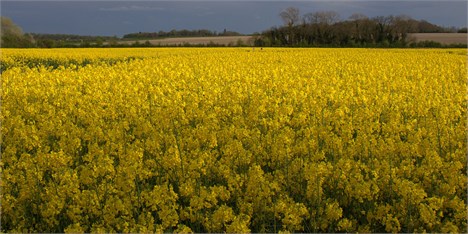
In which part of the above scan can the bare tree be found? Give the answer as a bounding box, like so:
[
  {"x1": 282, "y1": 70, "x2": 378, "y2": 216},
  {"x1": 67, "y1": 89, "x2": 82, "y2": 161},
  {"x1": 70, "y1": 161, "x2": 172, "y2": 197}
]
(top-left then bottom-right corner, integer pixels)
[
  {"x1": 303, "y1": 11, "x2": 340, "y2": 25},
  {"x1": 373, "y1": 15, "x2": 394, "y2": 42},
  {"x1": 280, "y1": 7, "x2": 300, "y2": 27},
  {"x1": 279, "y1": 7, "x2": 301, "y2": 45},
  {"x1": 302, "y1": 12, "x2": 315, "y2": 25},
  {"x1": 348, "y1": 13, "x2": 369, "y2": 42},
  {"x1": 301, "y1": 11, "x2": 340, "y2": 44},
  {"x1": 349, "y1": 13, "x2": 368, "y2": 21}
]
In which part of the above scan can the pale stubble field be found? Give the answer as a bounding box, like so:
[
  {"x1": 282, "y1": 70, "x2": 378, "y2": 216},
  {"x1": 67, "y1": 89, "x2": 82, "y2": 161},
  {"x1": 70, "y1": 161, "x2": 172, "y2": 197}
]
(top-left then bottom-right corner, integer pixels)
[{"x1": 118, "y1": 33, "x2": 467, "y2": 46}]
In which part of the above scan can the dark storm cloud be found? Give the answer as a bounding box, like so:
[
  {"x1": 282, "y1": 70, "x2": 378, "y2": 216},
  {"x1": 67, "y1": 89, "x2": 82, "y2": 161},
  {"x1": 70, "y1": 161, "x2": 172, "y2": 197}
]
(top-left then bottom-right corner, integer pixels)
[{"x1": 1, "y1": 1, "x2": 467, "y2": 36}]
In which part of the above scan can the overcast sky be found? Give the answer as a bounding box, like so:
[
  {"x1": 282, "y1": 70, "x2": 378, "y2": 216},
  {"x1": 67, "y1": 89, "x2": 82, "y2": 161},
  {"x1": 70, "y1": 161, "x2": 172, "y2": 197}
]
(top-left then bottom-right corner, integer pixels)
[{"x1": 2, "y1": 1, "x2": 467, "y2": 37}]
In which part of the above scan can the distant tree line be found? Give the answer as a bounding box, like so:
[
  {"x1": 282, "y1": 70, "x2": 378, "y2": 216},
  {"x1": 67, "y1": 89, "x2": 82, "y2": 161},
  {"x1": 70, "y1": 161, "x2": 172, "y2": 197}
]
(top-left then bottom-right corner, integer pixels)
[
  {"x1": 254, "y1": 7, "x2": 467, "y2": 47},
  {"x1": 123, "y1": 29, "x2": 242, "y2": 39},
  {"x1": 0, "y1": 16, "x2": 245, "y2": 48},
  {"x1": 1, "y1": 15, "x2": 466, "y2": 48},
  {"x1": 30, "y1": 33, "x2": 118, "y2": 48},
  {"x1": 0, "y1": 16, "x2": 120, "y2": 48}
]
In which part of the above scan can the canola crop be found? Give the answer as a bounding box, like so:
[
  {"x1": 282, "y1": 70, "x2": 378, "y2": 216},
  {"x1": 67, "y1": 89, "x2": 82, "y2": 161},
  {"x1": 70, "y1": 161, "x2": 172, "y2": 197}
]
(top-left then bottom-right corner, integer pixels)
[{"x1": 1, "y1": 48, "x2": 467, "y2": 233}]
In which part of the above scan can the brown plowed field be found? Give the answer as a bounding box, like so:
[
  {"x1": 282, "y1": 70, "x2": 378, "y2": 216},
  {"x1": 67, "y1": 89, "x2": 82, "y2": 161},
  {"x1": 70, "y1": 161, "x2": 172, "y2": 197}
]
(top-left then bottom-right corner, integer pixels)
[{"x1": 408, "y1": 33, "x2": 467, "y2": 44}]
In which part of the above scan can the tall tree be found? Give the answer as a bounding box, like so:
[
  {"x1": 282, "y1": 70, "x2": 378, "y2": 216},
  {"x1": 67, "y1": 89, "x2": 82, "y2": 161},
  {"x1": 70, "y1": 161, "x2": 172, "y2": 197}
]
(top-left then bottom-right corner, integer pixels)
[
  {"x1": 280, "y1": 7, "x2": 301, "y2": 45},
  {"x1": 306, "y1": 11, "x2": 340, "y2": 25},
  {"x1": 348, "y1": 13, "x2": 370, "y2": 43},
  {"x1": 1, "y1": 16, "x2": 34, "y2": 47},
  {"x1": 280, "y1": 7, "x2": 301, "y2": 27},
  {"x1": 303, "y1": 11, "x2": 341, "y2": 44},
  {"x1": 1, "y1": 16, "x2": 24, "y2": 37}
]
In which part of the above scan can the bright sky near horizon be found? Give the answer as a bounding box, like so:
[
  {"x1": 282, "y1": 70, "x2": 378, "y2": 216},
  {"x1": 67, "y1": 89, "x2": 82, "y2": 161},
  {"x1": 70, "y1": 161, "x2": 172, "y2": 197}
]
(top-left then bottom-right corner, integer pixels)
[{"x1": 2, "y1": 0, "x2": 467, "y2": 36}]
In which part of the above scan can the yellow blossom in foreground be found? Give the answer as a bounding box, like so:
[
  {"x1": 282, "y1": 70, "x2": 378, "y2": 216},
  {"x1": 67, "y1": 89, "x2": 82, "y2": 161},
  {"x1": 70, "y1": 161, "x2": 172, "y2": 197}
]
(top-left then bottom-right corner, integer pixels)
[{"x1": 1, "y1": 48, "x2": 467, "y2": 232}]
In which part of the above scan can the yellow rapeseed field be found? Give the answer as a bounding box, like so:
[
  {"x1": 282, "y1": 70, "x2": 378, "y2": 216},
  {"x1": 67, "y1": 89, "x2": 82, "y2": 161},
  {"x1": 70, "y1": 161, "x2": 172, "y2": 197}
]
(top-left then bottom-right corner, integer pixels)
[{"x1": 1, "y1": 48, "x2": 467, "y2": 233}]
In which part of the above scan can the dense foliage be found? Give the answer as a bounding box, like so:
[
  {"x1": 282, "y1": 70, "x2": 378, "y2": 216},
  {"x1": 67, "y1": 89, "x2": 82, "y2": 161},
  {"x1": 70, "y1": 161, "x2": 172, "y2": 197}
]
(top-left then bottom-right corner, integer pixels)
[
  {"x1": 0, "y1": 16, "x2": 35, "y2": 48},
  {"x1": 258, "y1": 11, "x2": 464, "y2": 47},
  {"x1": 1, "y1": 48, "x2": 467, "y2": 233}
]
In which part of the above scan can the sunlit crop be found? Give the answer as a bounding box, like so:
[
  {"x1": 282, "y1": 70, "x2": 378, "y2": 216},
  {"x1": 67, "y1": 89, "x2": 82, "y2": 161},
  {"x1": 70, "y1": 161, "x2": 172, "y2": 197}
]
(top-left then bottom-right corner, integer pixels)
[{"x1": 1, "y1": 48, "x2": 467, "y2": 233}]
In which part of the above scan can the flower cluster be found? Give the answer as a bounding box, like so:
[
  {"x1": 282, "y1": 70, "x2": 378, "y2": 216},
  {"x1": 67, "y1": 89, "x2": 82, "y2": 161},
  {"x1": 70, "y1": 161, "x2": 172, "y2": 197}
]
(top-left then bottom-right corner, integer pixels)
[{"x1": 1, "y1": 48, "x2": 466, "y2": 232}]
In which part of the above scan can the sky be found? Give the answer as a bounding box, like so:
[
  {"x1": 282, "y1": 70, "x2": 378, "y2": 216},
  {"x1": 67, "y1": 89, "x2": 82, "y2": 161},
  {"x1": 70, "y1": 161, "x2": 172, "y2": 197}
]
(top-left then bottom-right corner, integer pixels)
[{"x1": 1, "y1": 0, "x2": 467, "y2": 37}]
